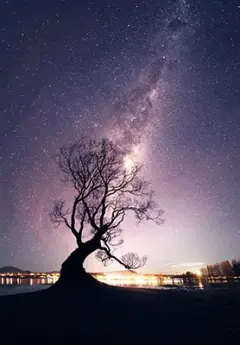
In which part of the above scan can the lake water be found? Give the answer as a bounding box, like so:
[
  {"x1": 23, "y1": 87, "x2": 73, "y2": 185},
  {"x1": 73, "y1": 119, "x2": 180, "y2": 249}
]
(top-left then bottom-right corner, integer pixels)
[
  {"x1": 0, "y1": 276, "x2": 203, "y2": 296},
  {"x1": 0, "y1": 277, "x2": 57, "y2": 296},
  {"x1": 0, "y1": 276, "x2": 58, "y2": 286}
]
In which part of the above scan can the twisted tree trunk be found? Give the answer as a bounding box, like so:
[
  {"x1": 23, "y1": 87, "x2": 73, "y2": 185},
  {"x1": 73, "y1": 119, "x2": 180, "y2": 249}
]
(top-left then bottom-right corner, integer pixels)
[{"x1": 54, "y1": 239, "x2": 100, "y2": 288}]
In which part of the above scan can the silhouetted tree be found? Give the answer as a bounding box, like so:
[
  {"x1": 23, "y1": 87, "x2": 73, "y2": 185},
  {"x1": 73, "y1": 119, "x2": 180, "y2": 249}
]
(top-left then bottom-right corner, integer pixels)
[
  {"x1": 232, "y1": 259, "x2": 240, "y2": 276},
  {"x1": 219, "y1": 260, "x2": 233, "y2": 277},
  {"x1": 182, "y1": 271, "x2": 198, "y2": 287},
  {"x1": 206, "y1": 261, "x2": 233, "y2": 278},
  {"x1": 50, "y1": 138, "x2": 163, "y2": 287}
]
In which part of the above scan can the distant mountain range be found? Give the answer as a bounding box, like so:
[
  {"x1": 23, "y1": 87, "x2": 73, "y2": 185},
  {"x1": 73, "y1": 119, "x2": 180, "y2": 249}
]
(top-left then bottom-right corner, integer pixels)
[{"x1": 0, "y1": 266, "x2": 31, "y2": 274}]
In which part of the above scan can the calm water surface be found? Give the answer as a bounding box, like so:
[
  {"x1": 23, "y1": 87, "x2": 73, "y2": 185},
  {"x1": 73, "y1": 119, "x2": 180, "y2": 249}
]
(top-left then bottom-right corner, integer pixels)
[
  {"x1": 0, "y1": 276, "x2": 205, "y2": 296},
  {"x1": 0, "y1": 277, "x2": 57, "y2": 286}
]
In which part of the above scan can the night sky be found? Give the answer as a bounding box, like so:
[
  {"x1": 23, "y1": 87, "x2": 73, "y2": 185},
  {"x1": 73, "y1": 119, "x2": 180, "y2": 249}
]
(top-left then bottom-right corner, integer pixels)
[{"x1": 0, "y1": 0, "x2": 239, "y2": 274}]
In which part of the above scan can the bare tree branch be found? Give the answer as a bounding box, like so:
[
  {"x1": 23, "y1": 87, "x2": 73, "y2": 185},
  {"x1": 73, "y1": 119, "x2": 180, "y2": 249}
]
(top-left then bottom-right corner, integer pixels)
[
  {"x1": 97, "y1": 246, "x2": 147, "y2": 272},
  {"x1": 49, "y1": 200, "x2": 78, "y2": 238},
  {"x1": 121, "y1": 252, "x2": 147, "y2": 270}
]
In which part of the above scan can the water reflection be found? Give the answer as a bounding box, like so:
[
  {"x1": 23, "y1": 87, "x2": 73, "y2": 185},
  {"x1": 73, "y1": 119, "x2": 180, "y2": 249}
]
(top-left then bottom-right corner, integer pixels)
[
  {"x1": 0, "y1": 275, "x2": 202, "y2": 289},
  {"x1": 0, "y1": 274, "x2": 237, "y2": 291},
  {"x1": 0, "y1": 276, "x2": 58, "y2": 286}
]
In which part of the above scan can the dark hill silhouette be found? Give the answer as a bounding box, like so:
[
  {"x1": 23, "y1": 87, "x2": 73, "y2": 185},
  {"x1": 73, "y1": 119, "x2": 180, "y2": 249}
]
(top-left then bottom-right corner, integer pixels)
[{"x1": 0, "y1": 266, "x2": 31, "y2": 274}]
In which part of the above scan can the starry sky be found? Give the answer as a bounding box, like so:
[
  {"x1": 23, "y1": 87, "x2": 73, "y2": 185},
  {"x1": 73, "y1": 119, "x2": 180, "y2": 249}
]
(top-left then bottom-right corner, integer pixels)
[{"x1": 0, "y1": 0, "x2": 239, "y2": 274}]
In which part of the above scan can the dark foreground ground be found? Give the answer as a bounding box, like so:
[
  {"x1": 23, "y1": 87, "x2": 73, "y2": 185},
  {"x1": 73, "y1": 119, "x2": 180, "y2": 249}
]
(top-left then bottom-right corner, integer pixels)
[{"x1": 0, "y1": 282, "x2": 239, "y2": 345}]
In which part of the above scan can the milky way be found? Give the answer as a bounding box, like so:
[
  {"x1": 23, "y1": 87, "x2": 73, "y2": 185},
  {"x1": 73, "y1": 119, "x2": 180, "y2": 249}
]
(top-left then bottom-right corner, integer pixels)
[
  {"x1": 106, "y1": 0, "x2": 192, "y2": 155},
  {"x1": 0, "y1": 0, "x2": 239, "y2": 273}
]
